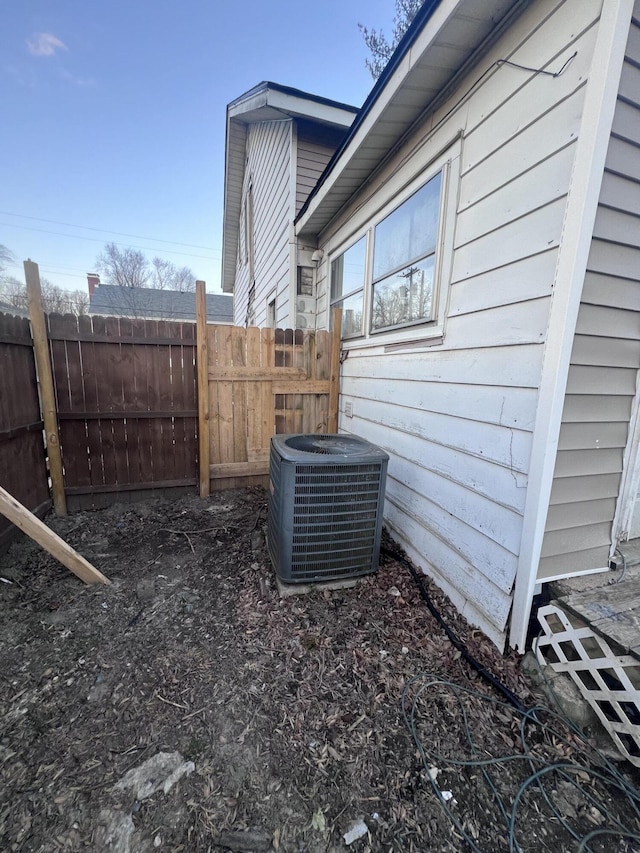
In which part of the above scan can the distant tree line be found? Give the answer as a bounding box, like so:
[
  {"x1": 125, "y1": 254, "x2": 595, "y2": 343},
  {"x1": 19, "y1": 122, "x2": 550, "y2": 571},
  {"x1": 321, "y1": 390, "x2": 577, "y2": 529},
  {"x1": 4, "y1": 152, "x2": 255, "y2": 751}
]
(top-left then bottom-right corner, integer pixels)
[
  {"x1": 0, "y1": 240, "x2": 198, "y2": 318},
  {"x1": 0, "y1": 244, "x2": 88, "y2": 316},
  {"x1": 96, "y1": 243, "x2": 196, "y2": 292}
]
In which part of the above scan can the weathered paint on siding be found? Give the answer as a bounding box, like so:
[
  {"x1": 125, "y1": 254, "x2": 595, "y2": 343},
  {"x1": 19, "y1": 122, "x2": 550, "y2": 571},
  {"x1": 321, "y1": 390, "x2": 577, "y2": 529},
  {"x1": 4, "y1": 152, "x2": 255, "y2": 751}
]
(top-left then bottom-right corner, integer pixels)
[
  {"x1": 314, "y1": 0, "x2": 603, "y2": 645},
  {"x1": 539, "y1": 12, "x2": 640, "y2": 580},
  {"x1": 233, "y1": 120, "x2": 293, "y2": 327}
]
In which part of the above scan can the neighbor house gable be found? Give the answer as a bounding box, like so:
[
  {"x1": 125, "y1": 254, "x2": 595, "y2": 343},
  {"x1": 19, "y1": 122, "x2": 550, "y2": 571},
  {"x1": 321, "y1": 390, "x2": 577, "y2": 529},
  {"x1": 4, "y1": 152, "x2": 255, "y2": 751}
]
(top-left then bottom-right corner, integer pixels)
[{"x1": 221, "y1": 82, "x2": 357, "y2": 328}]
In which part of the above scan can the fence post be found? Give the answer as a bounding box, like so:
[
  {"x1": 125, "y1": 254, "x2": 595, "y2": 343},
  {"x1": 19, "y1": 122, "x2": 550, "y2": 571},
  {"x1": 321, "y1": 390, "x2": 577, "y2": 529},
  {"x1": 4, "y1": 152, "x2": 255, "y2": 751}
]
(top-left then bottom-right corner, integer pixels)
[
  {"x1": 24, "y1": 260, "x2": 67, "y2": 517},
  {"x1": 196, "y1": 280, "x2": 210, "y2": 498},
  {"x1": 328, "y1": 308, "x2": 342, "y2": 434}
]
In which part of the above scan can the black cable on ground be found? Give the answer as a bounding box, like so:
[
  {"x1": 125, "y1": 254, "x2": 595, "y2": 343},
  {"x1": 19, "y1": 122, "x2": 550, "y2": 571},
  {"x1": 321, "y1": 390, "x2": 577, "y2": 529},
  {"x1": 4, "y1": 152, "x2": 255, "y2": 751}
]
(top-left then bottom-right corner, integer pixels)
[
  {"x1": 401, "y1": 675, "x2": 640, "y2": 853},
  {"x1": 382, "y1": 543, "x2": 640, "y2": 851},
  {"x1": 381, "y1": 543, "x2": 527, "y2": 712}
]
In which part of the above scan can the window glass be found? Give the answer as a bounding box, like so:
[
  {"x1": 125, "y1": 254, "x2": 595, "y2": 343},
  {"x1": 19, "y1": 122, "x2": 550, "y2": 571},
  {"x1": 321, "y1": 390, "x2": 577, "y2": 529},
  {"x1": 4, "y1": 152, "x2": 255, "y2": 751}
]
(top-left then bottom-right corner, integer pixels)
[
  {"x1": 373, "y1": 172, "x2": 442, "y2": 281},
  {"x1": 331, "y1": 236, "x2": 367, "y2": 300},
  {"x1": 371, "y1": 256, "x2": 435, "y2": 331},
  {"x1": 339, "y1": 291, "x2": 365, "y2": 338}
]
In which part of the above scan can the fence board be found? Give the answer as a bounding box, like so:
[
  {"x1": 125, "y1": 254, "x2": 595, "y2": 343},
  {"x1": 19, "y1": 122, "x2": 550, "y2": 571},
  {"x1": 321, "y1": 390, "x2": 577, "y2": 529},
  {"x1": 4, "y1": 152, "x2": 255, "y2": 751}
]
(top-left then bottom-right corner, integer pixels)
[
  {"x1": 0, "y1": 312, "x2": 50, "y2": 549},
  {"x1": 49, "y1": 313, "x2": 198, "y2": 502},
  {"x1": 201, "y1": 323, "x2": 339, "y2": 492},
  {"x1": 47, "y1": 313, "x2": 337, "y2": 502}
]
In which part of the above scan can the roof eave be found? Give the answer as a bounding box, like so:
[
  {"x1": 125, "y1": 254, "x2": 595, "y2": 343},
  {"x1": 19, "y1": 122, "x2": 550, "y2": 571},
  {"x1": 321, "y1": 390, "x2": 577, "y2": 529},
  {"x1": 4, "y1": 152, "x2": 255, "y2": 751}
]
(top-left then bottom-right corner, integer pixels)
[{"x1": 295, "y1": 0, "x2": 527, "y2": 240}]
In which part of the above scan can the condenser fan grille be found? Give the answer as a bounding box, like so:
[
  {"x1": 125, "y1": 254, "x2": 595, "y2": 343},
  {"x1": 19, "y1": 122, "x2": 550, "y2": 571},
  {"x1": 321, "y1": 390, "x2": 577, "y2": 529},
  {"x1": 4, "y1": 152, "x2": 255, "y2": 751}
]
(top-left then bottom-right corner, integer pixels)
[
  {"x1": 268, "y1": 434, "x2": 389, "y2": 584},
  {"x1": 285, "y1": 434, "x2": 374, "y2": 455}
]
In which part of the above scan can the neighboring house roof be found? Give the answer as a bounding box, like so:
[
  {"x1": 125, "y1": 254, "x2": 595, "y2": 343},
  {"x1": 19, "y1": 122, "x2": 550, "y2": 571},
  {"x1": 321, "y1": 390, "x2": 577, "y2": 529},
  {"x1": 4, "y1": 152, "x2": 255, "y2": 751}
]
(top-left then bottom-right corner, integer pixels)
[
  {"x1": 296, "y1": 0, "x2": 524, "y2": 238},
  {"x1": 89, "y1": 285, "x2": 233, "y2": 323},
  {"x1": 221, "y1": 81, "x2": 359, "y2": 293}
]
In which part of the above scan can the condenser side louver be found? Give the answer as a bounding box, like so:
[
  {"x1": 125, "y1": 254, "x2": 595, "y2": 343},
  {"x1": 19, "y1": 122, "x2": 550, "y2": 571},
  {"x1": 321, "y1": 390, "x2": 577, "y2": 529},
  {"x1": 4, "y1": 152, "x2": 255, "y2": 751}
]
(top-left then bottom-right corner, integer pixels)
[{"x1": 268, "y1": 434, "x2": 389, "y2": 584}]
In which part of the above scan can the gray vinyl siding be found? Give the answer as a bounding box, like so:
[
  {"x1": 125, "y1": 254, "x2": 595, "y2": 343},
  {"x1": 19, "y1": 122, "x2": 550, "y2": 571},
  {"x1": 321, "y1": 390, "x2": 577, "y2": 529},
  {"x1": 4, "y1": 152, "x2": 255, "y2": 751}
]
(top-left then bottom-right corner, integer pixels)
[
  {"x1": 296, "y1": 134, "x2": 337, "y2": 216},
  {"x1": 232, "y1": 120, "x2": 293, "y2": 327},
  {"x1": 315, "y1": 0, "x2": 603, "y2": 647},
  {"x1": 539, "y1": 12, "x2": 640, "y2": 581}
]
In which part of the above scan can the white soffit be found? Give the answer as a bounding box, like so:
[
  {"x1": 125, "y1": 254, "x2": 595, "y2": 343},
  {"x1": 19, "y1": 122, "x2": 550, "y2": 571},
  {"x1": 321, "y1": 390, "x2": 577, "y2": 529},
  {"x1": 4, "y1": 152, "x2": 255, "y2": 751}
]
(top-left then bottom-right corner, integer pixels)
[{"x1": 296, "y1": 0, "x2": 522, "y2": 239}]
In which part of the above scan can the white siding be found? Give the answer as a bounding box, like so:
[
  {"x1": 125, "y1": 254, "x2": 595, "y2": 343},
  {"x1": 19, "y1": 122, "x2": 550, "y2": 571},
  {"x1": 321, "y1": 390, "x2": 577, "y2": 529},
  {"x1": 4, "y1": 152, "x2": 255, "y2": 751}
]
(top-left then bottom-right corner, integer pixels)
[
  {"x1": 315, "y1": 0, "x2": 603, "y2": 646},
  {"x1": 540, "y1": 13, "x2": 640, "y2": 578},
  {"x1": 232, "y1": 120, "x2": 293, "y2": 327}
]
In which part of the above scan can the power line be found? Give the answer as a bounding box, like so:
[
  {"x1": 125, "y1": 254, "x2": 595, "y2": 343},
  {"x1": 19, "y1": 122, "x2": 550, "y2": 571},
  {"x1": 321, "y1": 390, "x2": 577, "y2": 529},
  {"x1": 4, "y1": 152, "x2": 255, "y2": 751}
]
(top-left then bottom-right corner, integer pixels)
[
  {"x1": 0, "y1": 210, "x2": 217, "y2": 252},
  {"x1": 6, "y1": 260, "x2": 96, "y2": 275},
  {"x1": 0, "y1": 221, "x2": 220, "y2": 260}
]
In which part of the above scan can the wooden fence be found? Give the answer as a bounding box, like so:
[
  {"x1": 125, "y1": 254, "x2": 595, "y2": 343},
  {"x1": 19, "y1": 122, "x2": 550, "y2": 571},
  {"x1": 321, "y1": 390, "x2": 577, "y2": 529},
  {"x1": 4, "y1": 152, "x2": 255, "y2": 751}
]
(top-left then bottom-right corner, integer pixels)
[
  {"x1": 48, "y1": 314, "x2": 199, "y2": 509},
  {"x1": 0, "y1": 268, "x2": 341, "y2": 525},
  {"x1": 196, "y1": 313, "x2": 340, "y2": 493},
  {"x1": 0, "y1": 312, "x2": 50, "y2": 547}
]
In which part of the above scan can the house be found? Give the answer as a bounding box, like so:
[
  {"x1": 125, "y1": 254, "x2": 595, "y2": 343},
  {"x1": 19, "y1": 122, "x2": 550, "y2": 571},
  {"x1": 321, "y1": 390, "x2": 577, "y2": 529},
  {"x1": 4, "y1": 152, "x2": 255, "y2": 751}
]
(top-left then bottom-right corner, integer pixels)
[
  {"x1": 221, "y1": 82, "x2": 358, "y2": 329},
  {"x1": 88, "y1": 277, "x2": 233, "y2": 324},
  {"x1": 222, "y1": 0, "x2": 640, "y2": 653}
]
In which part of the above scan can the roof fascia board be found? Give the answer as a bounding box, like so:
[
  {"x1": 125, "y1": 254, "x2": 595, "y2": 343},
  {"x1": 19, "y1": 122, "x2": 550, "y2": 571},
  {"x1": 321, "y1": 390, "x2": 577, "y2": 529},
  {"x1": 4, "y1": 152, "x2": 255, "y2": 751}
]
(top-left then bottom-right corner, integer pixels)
[
  {"x1": 296, "y1": 0, "x2": 463, "y2": 233},
  {"x1": 229, "y1": 86, "x2": 356, "y2": 127}
]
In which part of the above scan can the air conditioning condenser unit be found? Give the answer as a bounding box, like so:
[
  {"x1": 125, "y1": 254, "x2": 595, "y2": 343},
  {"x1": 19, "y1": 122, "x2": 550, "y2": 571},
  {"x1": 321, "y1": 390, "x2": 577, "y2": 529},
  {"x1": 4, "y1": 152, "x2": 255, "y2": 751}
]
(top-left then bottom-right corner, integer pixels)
[{"x1": 268, "y1": 433, "x2": 389, "y2": 584}]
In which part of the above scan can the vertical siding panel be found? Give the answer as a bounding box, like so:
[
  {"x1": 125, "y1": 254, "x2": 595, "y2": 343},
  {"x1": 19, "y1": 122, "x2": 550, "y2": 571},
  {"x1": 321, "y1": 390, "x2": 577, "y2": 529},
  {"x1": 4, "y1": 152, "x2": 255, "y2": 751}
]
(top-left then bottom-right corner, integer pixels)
[
  {"x1": 233, "y1": 120, "x2": 292, "y2": 327},
  {"x1": 540, "y1": 17, "x2": 640, "y2": 576}
]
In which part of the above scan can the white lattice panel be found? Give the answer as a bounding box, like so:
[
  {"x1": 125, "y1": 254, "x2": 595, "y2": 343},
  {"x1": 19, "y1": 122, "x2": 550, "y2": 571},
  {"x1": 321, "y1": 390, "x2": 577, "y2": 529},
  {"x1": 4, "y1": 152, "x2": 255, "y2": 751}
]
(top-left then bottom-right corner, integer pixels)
[{"x1": 535, "y1": 603, "x2": 640, "y2": 766}]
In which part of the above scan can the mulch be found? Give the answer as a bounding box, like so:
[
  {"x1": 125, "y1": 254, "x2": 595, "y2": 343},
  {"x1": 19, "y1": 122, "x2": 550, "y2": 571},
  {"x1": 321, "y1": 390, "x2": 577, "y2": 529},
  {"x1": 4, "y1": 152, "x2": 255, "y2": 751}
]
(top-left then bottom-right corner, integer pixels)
[{"x1": 1, "y1": 488, "x2": 639, "y2": 852}]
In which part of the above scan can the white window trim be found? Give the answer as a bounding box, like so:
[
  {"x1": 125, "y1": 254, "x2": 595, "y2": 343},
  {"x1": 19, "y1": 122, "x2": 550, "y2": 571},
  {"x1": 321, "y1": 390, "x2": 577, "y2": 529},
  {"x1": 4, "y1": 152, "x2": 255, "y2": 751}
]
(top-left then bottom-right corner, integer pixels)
[
  {"x1": 266, "y1": 289, "x2": 277, "y2": 328},
  {"x1": 327, "y1": 139, "x2": 460, "y2": 352}
]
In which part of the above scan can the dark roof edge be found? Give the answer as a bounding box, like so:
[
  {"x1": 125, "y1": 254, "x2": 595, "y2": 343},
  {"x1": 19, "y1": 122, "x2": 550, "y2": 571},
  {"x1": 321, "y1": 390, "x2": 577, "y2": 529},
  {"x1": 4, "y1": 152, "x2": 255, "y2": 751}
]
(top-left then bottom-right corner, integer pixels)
[
  {"x1": 228, "y1": 80, "x2": 359, "y2": 114},
  {"x1": 295, "y1": 0, "x2": 442, "y2": 226}
]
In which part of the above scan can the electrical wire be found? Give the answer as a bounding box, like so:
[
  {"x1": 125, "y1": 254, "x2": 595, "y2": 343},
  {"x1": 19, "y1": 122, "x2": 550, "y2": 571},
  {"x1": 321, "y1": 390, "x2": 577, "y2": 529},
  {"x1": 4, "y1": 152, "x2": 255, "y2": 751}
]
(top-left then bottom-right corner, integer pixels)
[
  {"x1": 0, "y1": 221, "x2": 219, "y2": 261},
  {"x1": 0, "y1": 211, "x2": 217, "y2": 251},
  {"x1": 382, "y1": 542, "x2": 526, "y2": 712},
  {"x1": 402, "y1": 675, "x2": 640, "y2": 852},
  {"x1": 384, "y1": 543, "x2": 640, "y2": 851},
  {"x1": 341, "y1": 49, "x2": 578, "y2": 226}
]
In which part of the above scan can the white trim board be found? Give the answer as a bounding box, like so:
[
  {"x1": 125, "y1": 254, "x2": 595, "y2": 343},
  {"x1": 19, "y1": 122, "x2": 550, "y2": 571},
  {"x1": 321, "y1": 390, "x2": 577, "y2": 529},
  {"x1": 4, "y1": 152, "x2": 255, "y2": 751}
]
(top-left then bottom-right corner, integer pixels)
[{"x1": 509, "y1": 0, "x2": 635, "y2": 651}]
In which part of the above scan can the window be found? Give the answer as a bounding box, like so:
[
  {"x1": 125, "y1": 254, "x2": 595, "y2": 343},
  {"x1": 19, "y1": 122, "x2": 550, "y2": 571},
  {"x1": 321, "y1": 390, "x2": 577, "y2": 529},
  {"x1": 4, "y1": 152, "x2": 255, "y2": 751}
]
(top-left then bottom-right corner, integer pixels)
[
  {"x1": 329, "y1": 235, "x2": 366, "y2": 338},
  {"x1": 371, "y1": 172, "x2": 441, "y2": 331},
  {"x1": 267, "y1": 292, "x2": 276, "y2": 328},
  {"x1": 328, "y1": 153, "x2": 454, "y2": 345}
]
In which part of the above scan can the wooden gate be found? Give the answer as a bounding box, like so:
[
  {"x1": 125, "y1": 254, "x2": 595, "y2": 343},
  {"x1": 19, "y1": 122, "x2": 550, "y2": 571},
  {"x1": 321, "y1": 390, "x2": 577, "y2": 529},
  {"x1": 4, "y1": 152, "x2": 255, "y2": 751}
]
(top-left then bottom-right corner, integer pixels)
[{"x1": 197, "y1": 309, "x2": 340, "y2": 494}]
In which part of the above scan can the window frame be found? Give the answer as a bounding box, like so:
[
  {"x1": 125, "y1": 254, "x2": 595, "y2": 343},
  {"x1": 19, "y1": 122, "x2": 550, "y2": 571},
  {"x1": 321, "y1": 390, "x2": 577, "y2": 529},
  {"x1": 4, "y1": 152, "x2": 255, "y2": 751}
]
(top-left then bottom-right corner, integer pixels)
[
  {"x1": 326, "y1": 141, "x2": 460, "y2": 350},
  {"x1": 328, "y1": 233, "x2": 368, "y2": 340}
]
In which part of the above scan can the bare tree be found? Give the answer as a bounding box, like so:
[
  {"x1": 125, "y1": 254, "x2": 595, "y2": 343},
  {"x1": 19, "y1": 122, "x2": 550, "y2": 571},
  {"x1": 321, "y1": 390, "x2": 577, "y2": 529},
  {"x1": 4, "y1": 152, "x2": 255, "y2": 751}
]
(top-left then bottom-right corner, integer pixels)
[
  {"x1": 0, "y1": 275, "x2": 88, "y2": 316},
  {"x1": 151, "y1": 257, "x2": 196, "y2": 292},
  {"x1": 96, "y1": 243, "x2": 150, "y2": 288},
  {"x1": 0, "y1": 276, "x2": 27, "y2": 310},
  {"x1": 0, "y1": 244, "x2": 15, "y2": 280},
  {"x1": 359, "y1": 0, "x2": 424, "y2": 79}
]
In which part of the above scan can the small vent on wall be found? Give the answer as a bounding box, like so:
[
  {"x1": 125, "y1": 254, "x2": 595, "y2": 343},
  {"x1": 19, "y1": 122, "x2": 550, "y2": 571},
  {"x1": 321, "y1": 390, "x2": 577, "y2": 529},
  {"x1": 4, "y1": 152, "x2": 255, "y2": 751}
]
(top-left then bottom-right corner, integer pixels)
[{"x1": 344, "y1": 401, "x2": 353, "y2": 418}]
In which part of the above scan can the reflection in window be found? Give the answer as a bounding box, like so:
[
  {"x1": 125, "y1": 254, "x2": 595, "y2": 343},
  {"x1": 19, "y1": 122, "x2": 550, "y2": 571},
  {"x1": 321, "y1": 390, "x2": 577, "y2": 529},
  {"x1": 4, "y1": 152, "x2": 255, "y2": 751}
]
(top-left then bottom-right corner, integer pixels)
[
  {"x1": 372, "y1": 171, "x2": 441, "y2": 331},
  {"x1": 330, "y1": 235, "x2": 366, "y2": 338},
  {"x1": 371, "y1": 256, "x2": 435, "y2": 330}
]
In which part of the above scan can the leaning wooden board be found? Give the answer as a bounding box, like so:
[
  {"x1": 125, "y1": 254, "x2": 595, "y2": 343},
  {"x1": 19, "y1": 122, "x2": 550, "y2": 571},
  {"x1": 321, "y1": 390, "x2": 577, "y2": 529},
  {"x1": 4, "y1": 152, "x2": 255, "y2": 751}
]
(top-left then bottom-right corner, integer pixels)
[{"x1": 0, "y1": 485, "x2": 110, "y2": 585}]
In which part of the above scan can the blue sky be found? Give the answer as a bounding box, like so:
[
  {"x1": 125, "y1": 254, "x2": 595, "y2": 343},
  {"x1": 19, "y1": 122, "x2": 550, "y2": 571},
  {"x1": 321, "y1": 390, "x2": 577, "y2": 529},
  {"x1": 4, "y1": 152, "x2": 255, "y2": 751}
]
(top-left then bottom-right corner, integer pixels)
[{"x1": 1, "y1": 0, "x2": 393, "y2": 295}]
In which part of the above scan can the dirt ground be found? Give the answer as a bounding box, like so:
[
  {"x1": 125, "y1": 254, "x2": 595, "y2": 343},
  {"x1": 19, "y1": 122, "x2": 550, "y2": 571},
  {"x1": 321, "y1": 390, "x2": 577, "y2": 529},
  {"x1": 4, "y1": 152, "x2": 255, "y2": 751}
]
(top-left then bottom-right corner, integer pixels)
[{"x1": 1, "y1": 488, "x2": 640, "y2": 852}]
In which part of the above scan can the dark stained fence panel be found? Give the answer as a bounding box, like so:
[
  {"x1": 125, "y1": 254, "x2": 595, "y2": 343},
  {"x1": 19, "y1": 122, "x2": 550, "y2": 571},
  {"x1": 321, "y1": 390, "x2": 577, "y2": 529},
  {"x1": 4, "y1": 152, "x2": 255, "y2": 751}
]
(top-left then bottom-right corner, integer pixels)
[
  {"x1": 48, "y1": 314, "x2": 198, "y2": 504},
  {"x1": 0, "y1": 312, "x2": 50, "y2": 549}
]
